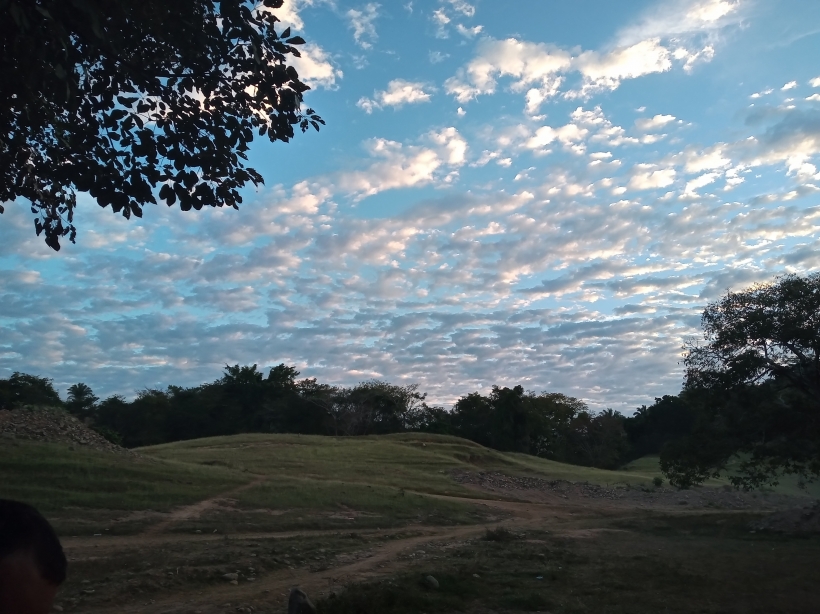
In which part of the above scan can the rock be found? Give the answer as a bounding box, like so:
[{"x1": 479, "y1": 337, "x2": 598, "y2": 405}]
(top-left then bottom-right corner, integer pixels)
[
  {"x1": 52, "y1": 606, "x2": 63, "y2": 612},
  {"x1": 223, "y1": 573, "x2": 239, "y2": 581},
  {"x1": 0, "y1": 407, "x2": 136, "y2": 457},
  {"x1": 288, "y1": 588, "x2": 316, "y2": 614},
  {"x1": 424, "y1": 575, "x2": 439, "y2": 589},
  {"x1": 230, "y1": 580, "x2": 238, "y2": 585}
]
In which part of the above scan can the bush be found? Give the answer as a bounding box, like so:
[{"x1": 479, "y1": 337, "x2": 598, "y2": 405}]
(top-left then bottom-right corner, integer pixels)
[{"x1": 653, "y1": 476, "x2": 663, "y2": 488}]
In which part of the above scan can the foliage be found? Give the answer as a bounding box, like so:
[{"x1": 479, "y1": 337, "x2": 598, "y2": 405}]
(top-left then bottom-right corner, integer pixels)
[
  {"x1": 684, "y1": 273, "x2": 820, "y2": 397},
  {"x1": 0, "y1": 372, "x2": 63, "y2": 408},
  {"x1": 662, "y1": 274, "x2": 820, "y2": 489},
  {"x1": 623, "y1": 395, "x2": 696, "y2": 460},
  {"x1": 1, "y1": 0, "x2": 323, "y2": 250},
  {"x1": 3, "y1": 365, "x2": 689, "y2": 473},
  {"x1": 66, "y1": 382, "x2": 98, "y2": 420},
  {"x1": 447, "y1": 386, "x2": 628, "y2": 469}
]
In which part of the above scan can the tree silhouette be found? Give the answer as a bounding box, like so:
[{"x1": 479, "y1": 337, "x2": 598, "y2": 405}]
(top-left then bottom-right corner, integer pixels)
[{"x1": 1, "y1": 0, "x2": 323, "y2": 249}]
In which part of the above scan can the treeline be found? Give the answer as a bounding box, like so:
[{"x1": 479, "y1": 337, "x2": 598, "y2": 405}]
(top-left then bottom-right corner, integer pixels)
[{"x1": 0, "y1": 367, "x2": 695, "y2": 469}]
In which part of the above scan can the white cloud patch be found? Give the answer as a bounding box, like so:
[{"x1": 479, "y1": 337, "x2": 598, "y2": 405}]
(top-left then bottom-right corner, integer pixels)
[
  {"x1": 456, "y1": 23, "x2": 483, "y2": 38},
  {"x1": 357, "y1": 79, "x2": 435, "y2": 113},
  {"x1": 444, "y1": 38, "x2": 571, "y2": 102},
  {"x1": 572, "y1": 39, "x2": 672, "y2": 96},
  {"x1": 447, "y1": 0, "x2": 475, "y2": 17},
  {"x1": 782, "y1": 80, "x2": 798, "y2": 91},
  {"x1": 431, "y1": 8, "x2": 450, "y2": 37},
  {"x1": 347, "y1": 3, "x2": 380, "y2": 49},
  {"x1": 615, "y1": 0, "x2": 742, "y2": 47},
  {"x1": 629, "y1": 165, "x2": 677, "y2": 190},
  {"x1": 289, "y1": 43, "x2": 343, "y2": 89},
  {"x1": 635, "y1": 114, "x2": 676, "y2": 131},
  {"x1": 447, "y1": 1, "x2": 740, "y2": 107}
]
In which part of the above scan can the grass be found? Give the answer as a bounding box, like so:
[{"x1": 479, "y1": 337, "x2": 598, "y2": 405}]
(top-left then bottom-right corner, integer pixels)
[
  {"x1": 621, "y1": 455, "x2": 820, "y2": 497},
  {"x1": 0, "y1": 441, "x2": 245, "y2": 512},
  {"x1": 141, "y1": 432, "x2": 664, "y2": 494}
]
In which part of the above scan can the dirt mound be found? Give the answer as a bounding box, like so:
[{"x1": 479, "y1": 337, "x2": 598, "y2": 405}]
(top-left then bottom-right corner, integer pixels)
[
  {"x1": 0, "y1": 406, "x2": 135, "y2": 456},
  {"x1": 750, "y1": 501, "x2": 820, "y2": 534}
]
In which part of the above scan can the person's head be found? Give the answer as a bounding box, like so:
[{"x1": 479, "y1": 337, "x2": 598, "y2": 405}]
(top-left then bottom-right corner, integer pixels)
[{"x1": 0, "y1": 500, "x2": 66, "y2": 614}]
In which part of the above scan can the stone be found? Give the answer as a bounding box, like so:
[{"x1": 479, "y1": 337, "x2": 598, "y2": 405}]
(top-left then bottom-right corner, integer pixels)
[
  {"x1": 424, "y1": 575, "x2": 439, "y2": 589},
  {"x1": 223, "y1": 573, "x2": 239, "y2": 581}
]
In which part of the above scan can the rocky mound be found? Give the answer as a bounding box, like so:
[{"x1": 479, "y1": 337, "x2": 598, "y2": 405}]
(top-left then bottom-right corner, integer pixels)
[
  {"x1": 750, "y1": 501, "x2": 820, "y2": 534},
  {"x1": 451, "y1": 469, "x2": 807, "y2": 510},
  {"x1": 0, "y1": 406, "x2": 135, "y2": 456}
]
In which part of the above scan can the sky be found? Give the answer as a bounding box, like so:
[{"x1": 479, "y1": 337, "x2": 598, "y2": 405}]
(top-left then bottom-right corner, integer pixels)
[{"x1": 2, "y1": 0, "x2": 820, "y2": 412}]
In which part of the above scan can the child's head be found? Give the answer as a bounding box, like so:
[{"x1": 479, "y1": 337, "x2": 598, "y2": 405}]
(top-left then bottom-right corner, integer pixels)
[{"x1": 0, "y1": 500, "x2": 67, "y2": 614}]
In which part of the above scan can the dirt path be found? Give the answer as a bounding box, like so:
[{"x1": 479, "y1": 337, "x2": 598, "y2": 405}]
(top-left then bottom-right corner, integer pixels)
[
  {"x1": 142, "y1": 475, "x2": 267, "y2": 537},
  {"x1": 64, "y1": 489, "x2": 579, "y2": 614},
  {"x1": 85, "y1": 520, "x2": 505, "y2": 614},
  {"x1": 64, "y1": 478, "x2": 797, "y2": 614}
]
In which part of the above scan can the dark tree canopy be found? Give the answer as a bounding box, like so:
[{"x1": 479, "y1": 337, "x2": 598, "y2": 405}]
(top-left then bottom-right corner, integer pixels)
[
  {"x1": 1, "y1": 0, "x2": 323, "y2": 250},
  {"x1": 661, "y1": 274, "x2": 820, "y2": 489}
]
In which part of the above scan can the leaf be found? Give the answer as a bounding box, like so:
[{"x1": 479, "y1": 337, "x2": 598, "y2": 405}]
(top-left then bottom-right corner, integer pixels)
[
  {"x1": 281, "y1": 27, "x2": 291, "y2": 38},
  {"x1": 285, "y1": 36, "x2": 305, "y2": 45}
]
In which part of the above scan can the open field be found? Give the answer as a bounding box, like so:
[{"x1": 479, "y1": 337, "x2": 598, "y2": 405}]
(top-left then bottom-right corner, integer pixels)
[{"x1": 2, "y1": 432, "x2": 819, "y2": 613}]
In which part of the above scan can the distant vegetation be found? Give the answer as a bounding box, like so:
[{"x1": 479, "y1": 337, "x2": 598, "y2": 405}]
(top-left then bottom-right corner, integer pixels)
[
  {"x1": 2, "y1": 273, "x2": 817, "y2": 488},
  {"x1": 0, "y1": 365, "x2": 691, "y2": 472}
]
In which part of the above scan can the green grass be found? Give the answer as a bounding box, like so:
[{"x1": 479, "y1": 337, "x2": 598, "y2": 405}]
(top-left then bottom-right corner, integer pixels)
[
  {"x1": 621, "y1": 455, "x2": 820, "y2": 497},
  {"x1": 140, "y1": 432, "x2": 663, "y2": 494},
  {"x1": 0, "y1": 440, "x2": 246, "y2": 512}
]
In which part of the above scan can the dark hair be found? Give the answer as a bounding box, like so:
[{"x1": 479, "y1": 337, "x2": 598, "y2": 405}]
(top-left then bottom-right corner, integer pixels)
[{"x1": 0, "y1": 500, "x2": 66, "y2": 585}]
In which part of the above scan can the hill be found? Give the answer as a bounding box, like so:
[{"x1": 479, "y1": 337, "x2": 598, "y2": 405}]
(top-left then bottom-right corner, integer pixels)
[{"x1": 2, "y1": 431, "x2": 820, "y2": 614}]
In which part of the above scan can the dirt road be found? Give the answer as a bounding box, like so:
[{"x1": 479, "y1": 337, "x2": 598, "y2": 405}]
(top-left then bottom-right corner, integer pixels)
[{"x1": 60, "y1": 475, "x2": 810, "y2": 614}]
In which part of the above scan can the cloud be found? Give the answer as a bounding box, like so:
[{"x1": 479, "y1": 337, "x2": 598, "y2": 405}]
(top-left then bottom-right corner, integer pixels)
[
  {"x1": 357, "y1": 79, "x2": 435, "y2": 113},
  {"x1": 447, "y1": 0, "x2": 475, "y2": 17},
  {"x1": 335, "y1": 128, "x2": 467, "y2": 199},
  {"x1": 289, "y1": 43, "x2": 343, "y2": 89},
  {"x1": 629, "y1": 165, "x2": 677, "y2": 189},
  {"x1": 347, "y1": 3, "x2": 380, "y2": 49},
  {"x1": 615, "y1": 0, "x2": 742, "y2": 47},
  {"x1": 573, "y1": 39, "x2": 672, "y2": 96},
  {"x1": 782, "y1": 80, "x2": 798, "y2": 91},
  {"x1": 683, "y1": 171, "x2": 721, "y2": 194},
  {"x1": 444, "y1": 38, "x2": 571, "y2": 102},
  {"x1": 635, "y1": 114, "x2": 676, "y2": 131},
  {"x1": 456, "y1": 24, "x2": 483, "y2": 38},
  {"x1": 445, "y1": 1, "x2": 742, "y2": 107},
  {"x1": 811, "y1": 77, "x2": 820, "y2": 88},
  {"x1": 431, "y1": 8, "x2": 450, "y2": 38}
]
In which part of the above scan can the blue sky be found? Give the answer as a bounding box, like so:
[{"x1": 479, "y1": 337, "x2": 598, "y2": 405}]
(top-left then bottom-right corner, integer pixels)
[{"x1": 3, "y1": 0, "x2": 820, "y2": 411}]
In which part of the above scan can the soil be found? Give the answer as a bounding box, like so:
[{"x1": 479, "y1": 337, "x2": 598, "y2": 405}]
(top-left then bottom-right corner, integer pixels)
[
  {"x1": 0, "y1": 406, "x2": 135, "y2": 456},
  {"x1": 51, "y1": 468, "x2": 820, "y2": 614}
]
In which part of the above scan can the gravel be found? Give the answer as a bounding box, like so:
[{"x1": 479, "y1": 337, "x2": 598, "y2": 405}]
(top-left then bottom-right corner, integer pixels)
[
  {"x1": 450, "y1": 469, "x2": 812, "y2": 510},
  {"x1": 0, "y1": 406, "x2": 137, "y2": 456}
]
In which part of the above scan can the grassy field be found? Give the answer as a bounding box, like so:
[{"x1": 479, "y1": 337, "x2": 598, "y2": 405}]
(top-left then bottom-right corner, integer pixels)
[
  {"x1": 3, "y1": 431, "x2": 820, "y2": 613},
  {"x1": 621, "y1": 455, "x2": 820, "y2": 497},
  {"x1": 141, "y1": 431, "x2": 663, "y2": 492}
]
